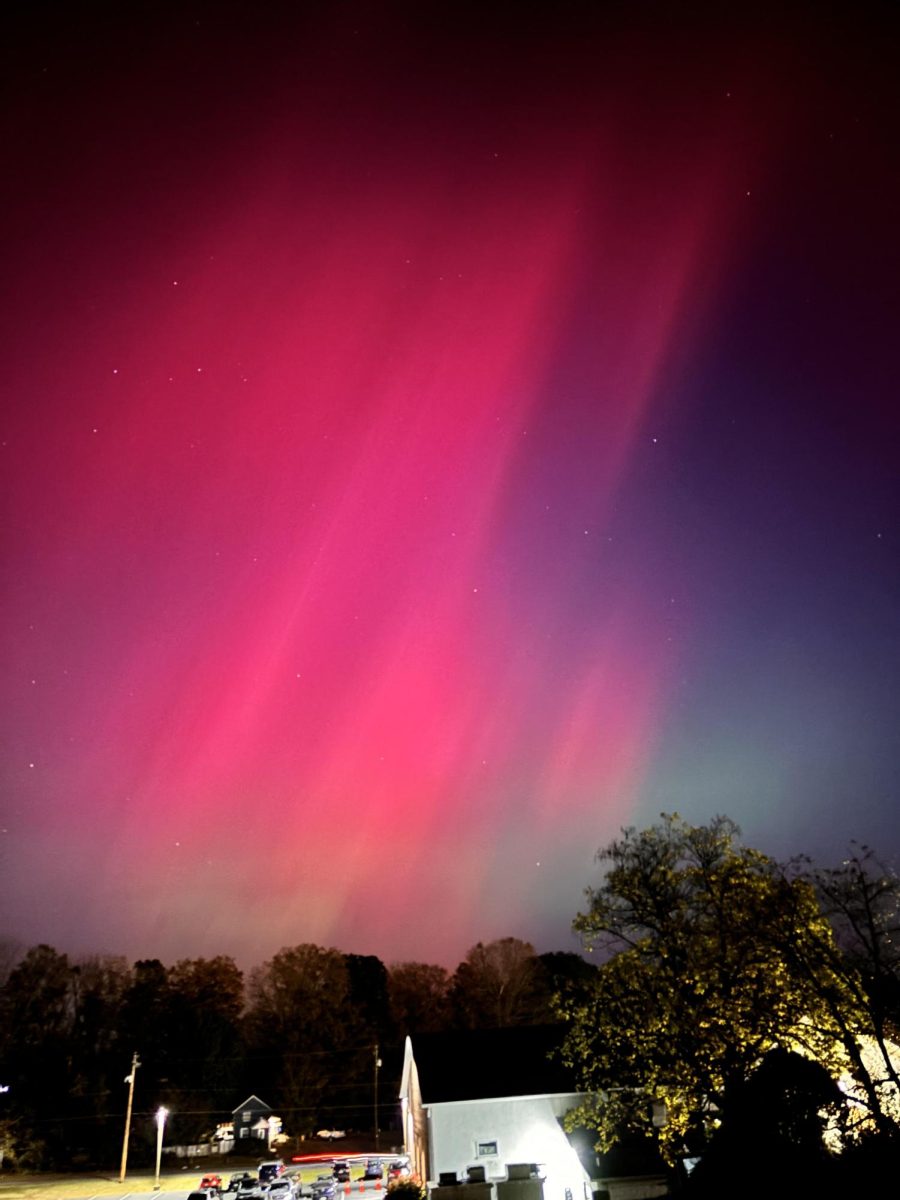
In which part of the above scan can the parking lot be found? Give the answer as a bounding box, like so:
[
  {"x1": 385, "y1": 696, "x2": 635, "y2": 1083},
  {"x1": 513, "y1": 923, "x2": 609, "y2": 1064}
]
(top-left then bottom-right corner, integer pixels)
[{"x1": 0, "y1": 1155, "x2": 410, "y2": 1200}]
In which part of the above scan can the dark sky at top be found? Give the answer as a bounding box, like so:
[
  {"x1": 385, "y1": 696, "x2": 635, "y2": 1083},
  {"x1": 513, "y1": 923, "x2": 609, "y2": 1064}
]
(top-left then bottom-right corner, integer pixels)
[{"x1": 2, "y1": 1, "x2": 897, "y2": 968}]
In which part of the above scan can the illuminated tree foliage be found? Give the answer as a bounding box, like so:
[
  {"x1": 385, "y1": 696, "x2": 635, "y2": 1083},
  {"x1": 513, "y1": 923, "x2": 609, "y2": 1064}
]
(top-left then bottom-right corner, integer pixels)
[
  {"x1": 783, "y1": 847, "x2": 900, "y2": 1141},
  {"x1": 558, "y1": 816, "x2": 860, "y2": 1160}
]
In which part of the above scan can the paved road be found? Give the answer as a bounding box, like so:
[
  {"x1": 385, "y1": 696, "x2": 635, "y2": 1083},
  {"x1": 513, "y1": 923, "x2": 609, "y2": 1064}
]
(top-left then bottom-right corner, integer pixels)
[
  {"x1": 0, "y1": 1193, "x2": 193, "y2": 1200},
  {"x1": 85, "y1": 1193, "x2": 192, "y2": 1200}
]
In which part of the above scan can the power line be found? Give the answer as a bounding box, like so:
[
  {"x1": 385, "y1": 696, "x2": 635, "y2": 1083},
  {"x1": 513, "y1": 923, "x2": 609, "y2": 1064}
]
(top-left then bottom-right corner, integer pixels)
[{"x1": 30, "y1": 1099, "x2": 400, "y2": 1125}]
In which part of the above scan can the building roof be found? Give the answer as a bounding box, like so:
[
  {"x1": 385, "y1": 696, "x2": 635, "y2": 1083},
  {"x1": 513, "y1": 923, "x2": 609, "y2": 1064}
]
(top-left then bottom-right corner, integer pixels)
[
  {"x1": 411, "y1": 1024, "x2": 577, "y2": 1104},
  {"x1": 232, "y1": 1094, "x2": 273, "y2": 1115}
]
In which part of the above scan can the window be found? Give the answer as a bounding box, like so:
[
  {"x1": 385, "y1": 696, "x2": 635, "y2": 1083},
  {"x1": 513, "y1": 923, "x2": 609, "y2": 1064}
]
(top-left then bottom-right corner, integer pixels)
[
  {"x1": 243, "y1": 1111, "x2": 252, "y2": 1121},
  {"x1": 475, "y1": 1141, "x2": 498, "y2": 1158}
]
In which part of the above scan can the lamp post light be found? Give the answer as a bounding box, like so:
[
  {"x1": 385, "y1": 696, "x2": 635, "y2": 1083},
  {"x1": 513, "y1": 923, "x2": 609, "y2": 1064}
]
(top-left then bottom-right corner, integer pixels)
[{"x1": 154, "y1": 1106, "x2": 168, "y2": 1191}]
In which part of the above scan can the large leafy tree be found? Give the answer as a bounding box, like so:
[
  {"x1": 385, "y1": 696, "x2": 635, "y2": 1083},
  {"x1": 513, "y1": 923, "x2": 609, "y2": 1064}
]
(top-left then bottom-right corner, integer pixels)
[
  {"x1": 120, "y1": 958, "x2": 170, "y2": 1084},
  {"x1": 683, "y1": 1049, "x2": 843, "y2": 1198},
  {"x1": 68, "y1": 956, "x2": 132, "y2": 1160},
  {"x1": 0, "y1": 945, "x2": 75, "y2": 1164},
  {"x1": 244, "y1": 944, "x2": 365, "y2": 1133},
  {"x1": 344, "y1": 953, "x2": 391, "y2": 1043},
  {"x1": 0, "y1": 948, "x2": 142, "y2": 1167},
  {"x1": 449, "y1": 937, "x2": 553, "y2": 1029},
  {"x1": 162, "y1": 957, "x2": 245, "y2": 1142},
  {"x1": 70, "y1": 955, "x2": 131, "y2": 1069},
  {"x1": 781, "y1": 847, "x2": 900, "y2": 1140},
  {"x1": 388, "y1": 961, "x2": 452, "y2": 1035},
  {"x1": 558, "y1": 815, "x2": 857, "y2": 1160}
]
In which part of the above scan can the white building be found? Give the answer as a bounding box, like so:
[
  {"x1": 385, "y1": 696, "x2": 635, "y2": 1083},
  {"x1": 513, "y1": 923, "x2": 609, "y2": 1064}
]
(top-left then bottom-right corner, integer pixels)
[{"x1": 399, "y1": 1026, "x2": 592, "y2": 1200}]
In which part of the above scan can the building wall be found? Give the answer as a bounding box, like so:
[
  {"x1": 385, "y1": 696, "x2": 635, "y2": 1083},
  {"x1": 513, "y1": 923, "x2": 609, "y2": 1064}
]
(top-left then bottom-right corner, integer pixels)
[
  {"x1": 402, "y1": 1054, "x2": 429, "y2": 1183},
  {"x1": 426, "y1": 1094, "x2": 589, "y2": 1200}
]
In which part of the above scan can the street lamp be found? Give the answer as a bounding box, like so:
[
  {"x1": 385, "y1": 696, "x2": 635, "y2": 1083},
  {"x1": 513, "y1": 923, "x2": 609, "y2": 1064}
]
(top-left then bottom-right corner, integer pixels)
[{"x1": 154, "y1": 1106, "x2": 168, "y2": 1191}]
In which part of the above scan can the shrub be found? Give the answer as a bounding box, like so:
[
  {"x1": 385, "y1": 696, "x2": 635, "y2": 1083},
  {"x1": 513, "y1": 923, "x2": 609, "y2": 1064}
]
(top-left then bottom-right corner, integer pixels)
[{"x1": 386, "y1": 1177, "x2": 426, "y2": 1200}]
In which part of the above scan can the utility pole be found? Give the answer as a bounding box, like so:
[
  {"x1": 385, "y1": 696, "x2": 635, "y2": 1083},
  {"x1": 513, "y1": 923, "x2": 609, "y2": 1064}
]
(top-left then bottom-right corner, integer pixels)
[
  {"x1": 373, "y1": 1043, "x2": 382, "y2": 1152},
  {"x1": 119, "y1": 1051, "x2": 141, "y2": 1183}
]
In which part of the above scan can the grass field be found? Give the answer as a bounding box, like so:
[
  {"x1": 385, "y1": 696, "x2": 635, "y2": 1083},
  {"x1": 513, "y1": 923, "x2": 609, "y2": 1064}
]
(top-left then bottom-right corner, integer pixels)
[{"x1": 0, "y1": 1170, "x2": 210, "y2": 1200}]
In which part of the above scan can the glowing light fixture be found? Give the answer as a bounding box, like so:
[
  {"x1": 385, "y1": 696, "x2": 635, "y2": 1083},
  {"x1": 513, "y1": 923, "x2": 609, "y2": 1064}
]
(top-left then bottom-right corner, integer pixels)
[{"x1": 154, "y1": 1106, "x2": 168, "y2": 1190}]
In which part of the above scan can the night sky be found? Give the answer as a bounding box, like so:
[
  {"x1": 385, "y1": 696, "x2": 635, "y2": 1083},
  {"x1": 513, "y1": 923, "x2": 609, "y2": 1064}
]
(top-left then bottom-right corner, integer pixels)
[{"x1": 2, "y1": 2, "x2": 897, "y2": 969}]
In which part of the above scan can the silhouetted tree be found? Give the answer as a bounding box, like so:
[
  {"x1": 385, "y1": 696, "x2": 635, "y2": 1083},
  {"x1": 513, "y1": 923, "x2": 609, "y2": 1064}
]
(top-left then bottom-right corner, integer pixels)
[
  {"x1": 388, "y1": 961, "x2": 451, "y2": 1035},
  {"x1": 538, "y1": 951, "x2": 597, "y2": 996},
  {"x1": 120, "y1": 959, "x2": 171, "y2": 1107},
  {"x1": 162, "y1": 956, "x2": 245, "y2": 1142},
  {"x1": 0, "y1": 944, "x2": 75, "y2": 1142},
  {"x1": 449, "y1": 938, "x2": 552, "y2": 1028},
  {"x1": 68, "y1": 955, "x2": 132, "y2": 1163},
  {"x1": 245, "y1": 944, "x2": 364, "y2": 1134},
  {"x1": 345, "y1": 953, "x2": 391, "y2": 1042},
  {"x1": 686, "y1": 1049, "x2": 843, "y2": 1199}
]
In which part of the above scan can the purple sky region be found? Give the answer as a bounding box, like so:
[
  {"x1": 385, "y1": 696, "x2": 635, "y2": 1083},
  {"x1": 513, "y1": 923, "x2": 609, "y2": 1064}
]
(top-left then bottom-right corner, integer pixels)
[{"x1": 2, "y1": 2, "x2": 898, "y2": 968}]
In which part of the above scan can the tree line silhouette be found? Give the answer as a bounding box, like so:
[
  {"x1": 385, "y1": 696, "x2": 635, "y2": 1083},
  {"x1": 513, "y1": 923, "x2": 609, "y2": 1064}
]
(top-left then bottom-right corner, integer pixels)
[
  {"x1": 2, "y1": 815, "x2": 898, "y2": 1192},
  {"x1": 0, "y1": 936, "x2": 588, "y2": 1170}
]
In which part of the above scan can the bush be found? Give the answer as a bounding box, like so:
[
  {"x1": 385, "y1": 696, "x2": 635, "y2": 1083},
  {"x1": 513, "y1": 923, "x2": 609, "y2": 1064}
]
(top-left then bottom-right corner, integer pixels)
[{"x1": 386, "y1": 1177, "x2": 426, "y2": 1200}]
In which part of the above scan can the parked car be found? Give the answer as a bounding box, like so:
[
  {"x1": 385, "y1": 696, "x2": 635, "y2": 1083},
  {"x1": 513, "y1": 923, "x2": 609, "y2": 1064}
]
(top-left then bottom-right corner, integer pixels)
[
  {"x1": 259, "y1": 1162, "x2": 285, "y2": 1184},
  {"x1": 201, "y1": 1176, "x2": 223, "y2": 1194},
  {"x1": 362, "y1": 1161, "x2": 383, "y2": 1182},
  {"x1": 311, "y1": 1175, "x2": 337, "y2": 1200},
  {"x1": 332, "y1": 1161, "x2": 351, "y2": 1184},
  {"x1": 227, "y1": 1175, "x2": 256, "y2": 1193},
  {"x1": 238, "y1": 1178, "x2": 262, "y2": 1199},
  {"x1": 387, "y1": 1162, "x2": 410, "y2": 1181},
  {"x1": 268, "y1": 1179, "x2": 295, "y2": 1199},
  {"x1": 189, "y1": 1191, "x2": 217, "y2": 1200}
]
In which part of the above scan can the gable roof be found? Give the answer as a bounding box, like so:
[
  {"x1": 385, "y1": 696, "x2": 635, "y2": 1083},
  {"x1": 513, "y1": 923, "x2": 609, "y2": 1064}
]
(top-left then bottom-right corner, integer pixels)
[
  {"x1": 410, "y1": 1024, "x2": 577, "y2": 1103},
  {"x1": 232, "y1": 1094, "x2": 273, "y2": 1115}
]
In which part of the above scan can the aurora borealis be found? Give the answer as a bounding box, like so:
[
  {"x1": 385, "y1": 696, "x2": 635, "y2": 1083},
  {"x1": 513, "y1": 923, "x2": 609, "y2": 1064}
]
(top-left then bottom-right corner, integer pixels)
[{"x1": 2, "y1": 2, "x2": 897, "y2": 967}]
